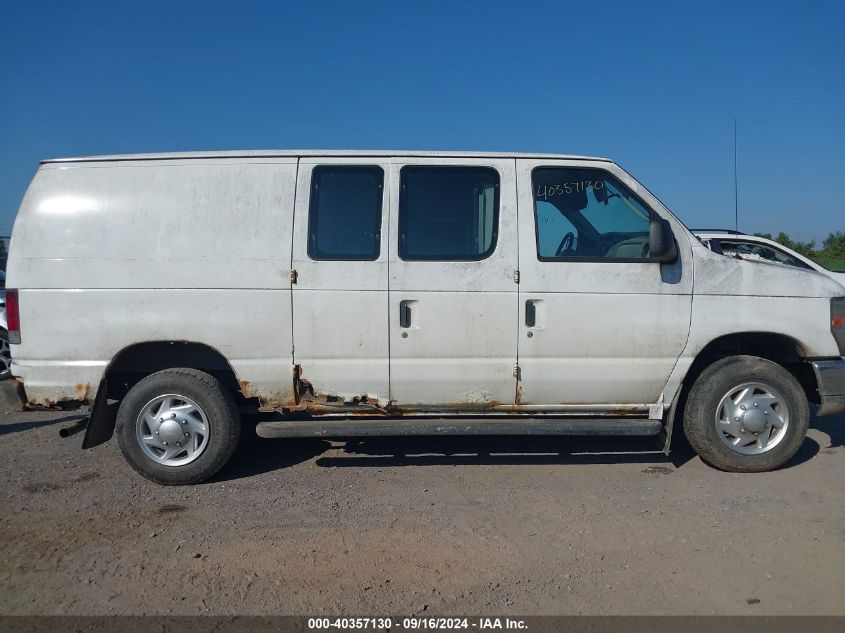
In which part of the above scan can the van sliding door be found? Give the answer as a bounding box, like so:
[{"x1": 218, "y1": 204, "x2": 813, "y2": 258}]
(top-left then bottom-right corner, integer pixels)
[{"x1": 387, "y1": 158, "x2": 520, "y2": 410}]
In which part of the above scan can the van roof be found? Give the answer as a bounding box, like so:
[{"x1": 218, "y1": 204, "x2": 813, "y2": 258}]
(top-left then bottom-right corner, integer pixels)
[{"x1": 42, "y1": 149, "x2": 612, "y2": 164}]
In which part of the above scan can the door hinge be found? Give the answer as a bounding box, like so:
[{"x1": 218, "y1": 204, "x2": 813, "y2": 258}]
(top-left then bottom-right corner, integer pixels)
[
  {"x1": 512, "y1": 363, "x2": 521, "y2": 379},
  {"x1": 513, "y1": 269, "x2": 520, "y2": 284},
  {"x1": 289, "y1": 269, "x2": 298, "y2": 285}
]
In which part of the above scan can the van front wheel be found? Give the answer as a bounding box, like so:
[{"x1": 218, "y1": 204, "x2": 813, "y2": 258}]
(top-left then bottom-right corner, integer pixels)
[
  {"x1": 683, "y1": 355, "x2": 808, "y2": 472},
  {"x1": 116, "y1": 368, "x2": 240, "y2": 485}
]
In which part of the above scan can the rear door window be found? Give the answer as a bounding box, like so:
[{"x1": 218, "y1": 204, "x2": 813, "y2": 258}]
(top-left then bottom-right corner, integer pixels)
[
  {"x1": 399, "y1": 167, "x2": 499, "y2": 261},
  {"x1": 308, "y1": 166, "x2": 384, "y2": 261}
]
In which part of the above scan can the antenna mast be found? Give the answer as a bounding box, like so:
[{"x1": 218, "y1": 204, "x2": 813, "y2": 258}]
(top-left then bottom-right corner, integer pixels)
[{"x1": 733, "y1": 118, "x2": 739, "y2": 232}]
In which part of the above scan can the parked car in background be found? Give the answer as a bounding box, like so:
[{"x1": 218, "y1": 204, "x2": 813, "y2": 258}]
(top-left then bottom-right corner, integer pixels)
[
  {"x1": 0, "y1": 270, "x2": 9, "y2": 380},
  {"x1": 695, "y1": 230, "x2": 845, "y2": 288},
  {"x1": 6, "y1": 150, "x2": 845, "y2": 485}
]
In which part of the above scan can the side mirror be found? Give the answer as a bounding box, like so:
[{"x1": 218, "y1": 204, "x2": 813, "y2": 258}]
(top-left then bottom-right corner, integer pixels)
[{"x1": 650, "y1": 218, "x2": 678, "y2": 262}]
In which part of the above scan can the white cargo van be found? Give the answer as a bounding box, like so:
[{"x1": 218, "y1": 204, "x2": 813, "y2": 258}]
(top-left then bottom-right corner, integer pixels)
[{"x1": 7, "y1": 150, "x2": 845, "y2": 484}]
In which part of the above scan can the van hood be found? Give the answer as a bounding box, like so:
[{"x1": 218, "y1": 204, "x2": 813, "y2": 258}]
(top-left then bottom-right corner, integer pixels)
[{"x1": 692, "y1": 245, "x2": 844, "y2": 298}]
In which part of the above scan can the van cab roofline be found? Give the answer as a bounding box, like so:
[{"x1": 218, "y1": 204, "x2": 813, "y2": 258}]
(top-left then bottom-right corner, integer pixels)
[{"x1": 41, "y1": 149, "x2": 614, "y2": 164}]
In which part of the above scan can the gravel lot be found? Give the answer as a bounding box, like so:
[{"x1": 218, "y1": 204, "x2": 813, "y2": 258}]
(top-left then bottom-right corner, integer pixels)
[{"x1": 1, "y1": 407, "x2": 843, "y2": 615}]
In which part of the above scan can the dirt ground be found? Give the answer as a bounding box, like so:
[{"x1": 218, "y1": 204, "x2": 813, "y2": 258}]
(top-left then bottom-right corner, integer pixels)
[{"x1": 0, "y1": 408, "x2": 843, "y2": 616}]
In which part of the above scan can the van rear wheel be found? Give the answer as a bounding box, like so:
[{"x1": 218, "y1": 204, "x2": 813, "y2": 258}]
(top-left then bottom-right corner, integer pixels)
[
  {"x1": 682, "y1": 355, "x2": 809, "y2": 472},
  {"x1": 116, "y1": 368, "x2": 240, "y2": 485}
]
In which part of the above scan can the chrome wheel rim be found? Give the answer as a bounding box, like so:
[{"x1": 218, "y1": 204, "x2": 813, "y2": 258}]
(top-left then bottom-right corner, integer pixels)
[
  {"x1": 136, "y1": 394, "x2": 210, "y2": 466},
  {"x1": 714, "y1": 382, "x2": 789, "y2": 455}
]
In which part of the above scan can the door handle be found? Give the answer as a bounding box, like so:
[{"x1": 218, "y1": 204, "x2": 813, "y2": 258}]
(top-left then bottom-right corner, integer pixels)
[
  {"x1": 525, "y1": 300, "x2": 536, "y2": 327},
  {"x1": 399, "y1": 300, "x2": 415, "y2": 328},
  {"x1": 525, "y1": 299, "x2": 544, "y2": 328}
]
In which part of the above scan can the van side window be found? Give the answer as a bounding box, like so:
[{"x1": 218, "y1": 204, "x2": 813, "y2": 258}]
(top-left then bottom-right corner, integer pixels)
[
  {"x1": 533, "y1": 168, "x2": 652, "y2": 261},
  {"x1": 399, "y1": 166, "x2": 499, "y2": 261},
  {"x1": 308, "y1": 166, "x2": 384, "y2": 261}
]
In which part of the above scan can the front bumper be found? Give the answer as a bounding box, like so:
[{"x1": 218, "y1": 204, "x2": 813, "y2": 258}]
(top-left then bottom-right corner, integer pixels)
[{"x1": 812, "y1": 358, "x2": 845, "y2": 417}]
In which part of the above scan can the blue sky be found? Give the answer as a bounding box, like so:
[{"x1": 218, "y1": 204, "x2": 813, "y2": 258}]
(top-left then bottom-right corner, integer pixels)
[{"x1": 1, "y1": 1, "x2": 842, "y2": 243}]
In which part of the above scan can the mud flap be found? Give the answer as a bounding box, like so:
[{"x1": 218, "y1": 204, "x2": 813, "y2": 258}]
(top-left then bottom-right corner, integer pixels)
[
  {"x1": 81, "y1": 379, "x2": 118, "y2": 449},
  {"x1": 660, "y1": 393, "x2": 681, "y2": 455}
]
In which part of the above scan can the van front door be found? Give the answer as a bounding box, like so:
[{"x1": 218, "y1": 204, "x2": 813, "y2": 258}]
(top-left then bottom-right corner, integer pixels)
[
  {"x1": 515, "y1": 160, "x2": 692, "y2": 411},
  {"x1": 387, "y1": 158, "x2": 519, "y2": 410},
  {"x1": 291, "y1": 158, "x2": 390, "y2": 407}
]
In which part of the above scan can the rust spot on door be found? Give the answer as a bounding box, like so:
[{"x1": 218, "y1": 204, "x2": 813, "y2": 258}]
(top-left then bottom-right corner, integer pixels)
[{"x1": 282, "y1": 365, "x2": 389, "y2": 414}]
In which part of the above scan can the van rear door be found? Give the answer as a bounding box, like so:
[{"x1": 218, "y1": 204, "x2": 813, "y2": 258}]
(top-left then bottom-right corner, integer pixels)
[{"x1": 387, "y1": 157, "x2": 519, "y2": 410}]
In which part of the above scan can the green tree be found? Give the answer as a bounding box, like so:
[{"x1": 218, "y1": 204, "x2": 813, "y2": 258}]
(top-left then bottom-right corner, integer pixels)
[{"x1": 821, "y1": 231, "x2": 845, "y2": 258}]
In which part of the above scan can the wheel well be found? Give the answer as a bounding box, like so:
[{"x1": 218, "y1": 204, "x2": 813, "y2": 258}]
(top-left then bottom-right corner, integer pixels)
[
  {"x1": 103, "y1": 341, "x2": 243, "y2": 402},
  {"x1": 683, "y1": 333, "x2": 819, "y2": 404}
]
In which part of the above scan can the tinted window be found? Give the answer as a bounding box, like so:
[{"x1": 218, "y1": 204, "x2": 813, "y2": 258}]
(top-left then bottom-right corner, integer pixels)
[
  {"x1": 308, "y1": 166, "x2": 383, "y2": 260},
  {"x1": 399, "y1": 167, "x2": 499, "y2": 261},
  {"x1": 533, "y1": 168, "x2": 652, "y2": 261}
]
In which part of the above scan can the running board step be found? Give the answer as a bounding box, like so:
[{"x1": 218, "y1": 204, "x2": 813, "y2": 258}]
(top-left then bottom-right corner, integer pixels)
[{"x1": 255, "y1": 417, "x2": 662, "y2": 439}]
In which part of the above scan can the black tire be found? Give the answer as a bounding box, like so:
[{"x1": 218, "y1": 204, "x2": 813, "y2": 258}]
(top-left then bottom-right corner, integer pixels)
[
  {"x1": 683, "y1": 355, "x2": 809, "y2": 472},
  {"x1": 116, "y1": 368, "x2": 240, "y2": 485}
]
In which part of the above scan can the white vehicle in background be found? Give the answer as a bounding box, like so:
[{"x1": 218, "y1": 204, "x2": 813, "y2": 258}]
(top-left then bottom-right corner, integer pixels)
[
  {"x1": 6, "y1": 150, "x2": 845, "y2": 485},
  {"x1": 695, "y1": 230, "x2": 845, "y2": 288}
]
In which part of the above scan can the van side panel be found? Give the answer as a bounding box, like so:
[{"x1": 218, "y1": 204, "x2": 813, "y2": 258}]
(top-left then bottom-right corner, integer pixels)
[{"x1": 7, "y1": 159, "x2": 297, "y2": 406}]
